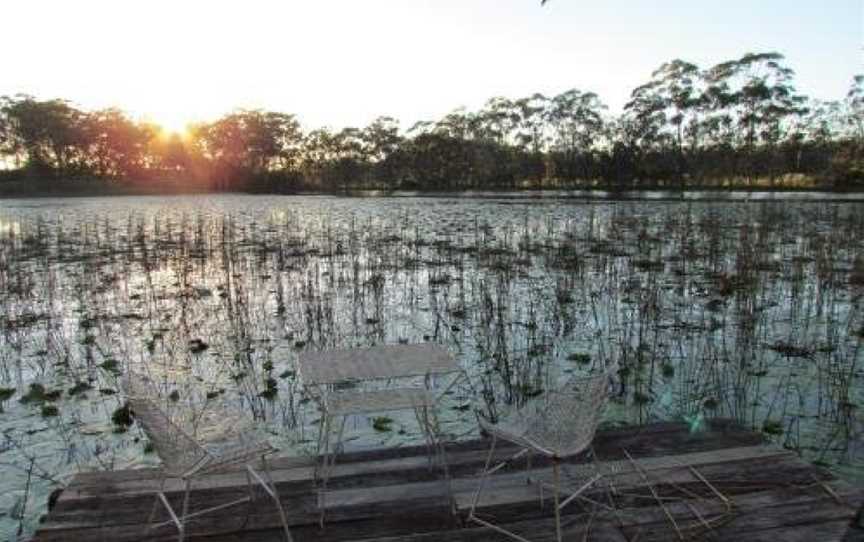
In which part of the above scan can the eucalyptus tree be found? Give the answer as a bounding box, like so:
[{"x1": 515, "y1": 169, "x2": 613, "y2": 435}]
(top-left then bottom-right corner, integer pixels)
[
  {"x1": 846, "y1": 75, "x2": 864, "y2": 145},
  {"x1": 514, "y1": 93, "x2": 549, "y2": 154},
  {"x1": 0, "y1": 96, "x2": 87, "y2": 176},
  {"x1": 478, "y1": 96, "x2": 520, "y2": 145},
  {"x1": 81, "y1": 108, "x2": 155, "y2": 178},
  {"x1": 193, "y1": 109, "x2": 303, "y2": 189},
  {"x1": 362, "y1": 116, "x2": 402, "y2": 187},
  {"x1": 546, "y1": 89, "x2": 606, "y2": 182},
  {"x1": 705, "y1": 52, "x2": 808, "y2": 183},
  {"x1": 623, "y1": 81, "x2": 669, "y2": 151},
  {"x1": 331, "y1": 127, "x2": 367, "y2": 189},
  {"x1": 0, "y1": 96, "x2": 22, "y2": 168},
  {"x1": 623, "y1": 61, "x2": 706, "y2": 187},
  {"x1": 434, "y1": 109, "x2": 475, "y2": 140},
  {"x1": 263, "y1": 112, "x2": 304, "y2": 172},
  {"x1": 148, "y1": 131, "x2": 192, "y2": 178},
  {"x1": 300, "y1": 127, "x2": 337, "y2": 187}
]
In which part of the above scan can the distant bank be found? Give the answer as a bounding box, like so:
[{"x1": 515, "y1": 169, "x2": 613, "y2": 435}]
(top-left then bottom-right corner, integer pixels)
[{"x1": 1, "y1": 178, "x2": 864, "y2": 203}]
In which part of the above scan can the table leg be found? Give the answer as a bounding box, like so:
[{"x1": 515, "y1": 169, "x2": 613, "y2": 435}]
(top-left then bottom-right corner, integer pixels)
[{"x1": 319, "y1": 414, "x2": 347, "y2": 527}]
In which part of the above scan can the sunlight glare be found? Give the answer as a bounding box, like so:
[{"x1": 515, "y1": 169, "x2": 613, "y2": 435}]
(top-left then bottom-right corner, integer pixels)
[{"x1": 151, "y1": 112, "x2": 193, "y2": 137}]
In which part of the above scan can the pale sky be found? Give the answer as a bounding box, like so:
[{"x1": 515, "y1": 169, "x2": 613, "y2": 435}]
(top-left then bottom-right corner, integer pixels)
[{"x1": 2, "y1": 0, "x2": 861, "y2": 132}]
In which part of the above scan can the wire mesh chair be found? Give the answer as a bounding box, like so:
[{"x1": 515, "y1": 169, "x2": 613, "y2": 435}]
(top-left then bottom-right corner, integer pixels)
[
  {"x1": 466, "y1": 366, "x2": 615, "y2": 542},
  {"x1": 124, "y1": 372, "x2": 293, "y2": 542}
]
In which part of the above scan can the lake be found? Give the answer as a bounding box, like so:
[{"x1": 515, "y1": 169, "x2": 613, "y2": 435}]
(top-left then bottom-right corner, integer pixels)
[{"x1": 0, "y1": 193, "x2": 862, "y2": 538}]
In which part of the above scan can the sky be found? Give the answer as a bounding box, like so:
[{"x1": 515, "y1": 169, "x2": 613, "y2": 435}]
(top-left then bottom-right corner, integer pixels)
[{"x1": 2, "y1": 0, "x2": 861, "y2": 133}]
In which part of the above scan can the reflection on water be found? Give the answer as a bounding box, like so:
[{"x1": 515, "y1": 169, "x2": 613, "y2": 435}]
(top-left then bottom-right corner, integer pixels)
[
  {"x1": 0, "y1": 194, "x2": 862, "y2": 538},
  {"x1": 0, "y1": 218, "x2": 20, "y2": 238}
]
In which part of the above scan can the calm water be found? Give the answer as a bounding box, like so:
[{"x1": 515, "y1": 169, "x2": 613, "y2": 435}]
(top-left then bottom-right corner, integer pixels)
[{"x1": 0, "y1": 194, "x2": 862, "y2": 538}]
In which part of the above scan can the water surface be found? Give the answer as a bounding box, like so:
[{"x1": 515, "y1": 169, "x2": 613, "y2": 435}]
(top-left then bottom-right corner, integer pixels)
[{"x1": 0, "y1": 194, "x2": 862, "y2": 538}]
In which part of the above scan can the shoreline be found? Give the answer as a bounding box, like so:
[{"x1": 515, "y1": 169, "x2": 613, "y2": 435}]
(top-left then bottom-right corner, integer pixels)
[{"x1": 2, "y1": 184, "x2": 864, "y2": 203}]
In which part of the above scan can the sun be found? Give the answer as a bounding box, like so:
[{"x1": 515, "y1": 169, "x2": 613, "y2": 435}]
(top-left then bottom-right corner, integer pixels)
[
  {"x1": 140, "y1": 108, "x2": 195, "y2": 138},
  {"x1": 153, "y1": 113, "x2": 193, "y2": 137}
]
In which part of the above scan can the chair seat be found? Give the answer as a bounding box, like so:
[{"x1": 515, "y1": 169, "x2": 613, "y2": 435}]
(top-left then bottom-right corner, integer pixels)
[
  {"x1": 197, "y1": 440, "x2": 275, "y2": 474},
  {"x1": 326, "y1": 388, "x2": 436, "y2": 416}
]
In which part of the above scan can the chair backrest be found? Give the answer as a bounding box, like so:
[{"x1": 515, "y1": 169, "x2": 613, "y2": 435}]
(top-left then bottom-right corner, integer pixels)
[
  {"x1": 505, "y1": 367, "x2": 614, "y2": 457},
  {"x1": 124, "y1": 372, "x2": 208, "y2": 476}
]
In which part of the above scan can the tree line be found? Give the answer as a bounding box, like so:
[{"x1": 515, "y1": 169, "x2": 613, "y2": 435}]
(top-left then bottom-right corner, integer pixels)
[{"x1": 1, "y1": 51, "x2": 862, "y2": 192}]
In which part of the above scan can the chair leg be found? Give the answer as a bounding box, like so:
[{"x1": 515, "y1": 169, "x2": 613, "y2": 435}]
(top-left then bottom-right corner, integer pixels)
[
  {"x1": 178, "y1": 477, "x2": 192, "y2": 542},
  {"x1": 262, "y1": 455, "x2": 294, "y2": 542},
  {"x1": 146, "y1": 477, "x2": 166, "y2": 536},
  {"x1": 468, "y1": 439, "x2": 542, "y2": 542},
  {"x1": 240, "y1": 467, "x2": 255, "y2": 530},
  {"x1": 468, "y1": 434, "x2": 497, "y2": 519},
  {"x1": 418, "y1": 405, "x2": 456, "y2": 518},
  {"x1": 413, "y1": 405, "x2": 435, "y2": 470},
  {"x1": 319, "y1": 414, "x2": 347, "y2": 528},
  {"x1": 552, "y1": 459, "x2": 562, "y2": 542},
  {"x1": 315, "y1": 414, "x2": 332, "y2": 483}
]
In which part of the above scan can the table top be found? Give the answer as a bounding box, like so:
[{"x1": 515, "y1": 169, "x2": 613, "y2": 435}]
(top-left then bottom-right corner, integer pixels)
[{"x1": 297, "y1": 344, "x2": 459, "y2": 385}]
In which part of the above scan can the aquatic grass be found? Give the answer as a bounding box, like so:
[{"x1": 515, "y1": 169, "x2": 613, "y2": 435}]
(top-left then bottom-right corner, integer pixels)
[{"x1": 1, "y1": 196, "x2": 864, "y2": 537}]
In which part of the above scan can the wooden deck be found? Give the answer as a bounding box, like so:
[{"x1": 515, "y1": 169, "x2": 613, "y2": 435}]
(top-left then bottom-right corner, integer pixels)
[{"x1": 33, "y1": 420, "x2": 864, "y2": 541}]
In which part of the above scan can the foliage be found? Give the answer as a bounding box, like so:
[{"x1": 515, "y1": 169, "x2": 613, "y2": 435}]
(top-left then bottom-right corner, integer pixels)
[{"x1": 0, "y1": 52, "x2": 861, "y2": 191}]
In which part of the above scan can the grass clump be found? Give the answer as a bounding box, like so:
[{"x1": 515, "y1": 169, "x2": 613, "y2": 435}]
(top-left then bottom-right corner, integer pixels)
[
  {"x1": 20, "y1": 383, "x2": 62, "y2": 404},
  {"x1": 0, "y1": 387, "x2": 15, "y2": 412},
  {"x1": 259, "y1": 377, "x2": 278, "y2": 400},
  {"x1": 762, "y1": 420, "x2": 784, "y2": 435},
  {"x1": 68, "y1": 381, "x2": 93, "y2": 397},
  {"x1": 567, "y1": 353, "x2": 591, "y2": 365},
  {"x1": 99, "y1": 359, "x2": 120, "y2": 374},
  {"x1": 189, "y1": 338, "x2": 209, "y2": 354},
  {"x1": 372, "y1": 416, "x2": 394, "y2": 432},
  {"x1": 111, "y1": 402, "x2": 133, "y2": 431}
]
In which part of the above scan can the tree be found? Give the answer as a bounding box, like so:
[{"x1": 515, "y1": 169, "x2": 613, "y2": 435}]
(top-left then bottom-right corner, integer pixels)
[
  {"x1": 706, "y1": 52, "x2": 807, "y2": 183},
  {"x1": 362, "y1": 116, "x2": 402, "y2": 187},
  {"x1": 546, "y1": 89, "x2": 606, "y2": 183},
  {"x1": 82, "y1": 108, "x2": 154, "y2": 178},
  {"x1": 0, "y1": 97, "x2": 23, "y2": 168},
  {"x1": 846, "y1": 75, "x2": 864, "y2": 144},
  {"x1": 1, "y1": 96, "x2": 87, "y2": 176},
  {"x1": 193, "y1": 110, "x2": 302, "y2": 189},
  {"x1": 478, "y1": 97, "x2": 520, "y2": 145},
  {"x1": 514, "y1": 93, "x2": 549, "y2": 154},
  {"x1": 629, "y1": 60, "x2": 704, "y2": 187}
]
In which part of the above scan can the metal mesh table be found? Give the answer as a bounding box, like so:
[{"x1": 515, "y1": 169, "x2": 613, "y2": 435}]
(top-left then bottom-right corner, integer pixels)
[{"x1": 297, "y1": 344, "x2": 463, "y2": 524}]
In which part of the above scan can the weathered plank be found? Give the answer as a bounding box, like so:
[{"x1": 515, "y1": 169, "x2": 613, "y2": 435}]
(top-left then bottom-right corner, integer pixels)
[
  {"x1": 32, "y1": 420, "x2": 861, "y2": 542},
  {"x1": 59, "y1": 418, "x2": 762, "y2": 502}
]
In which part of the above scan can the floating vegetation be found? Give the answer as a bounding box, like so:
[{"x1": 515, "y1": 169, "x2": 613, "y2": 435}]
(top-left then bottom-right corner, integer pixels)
[
  {"x1": 259, "y1": 378, "x2": 278, "y2": 400},
  {"x1": 189, "y1": 339, "x2": 209, "y2": 354},
  {"x1": 0, "y1": 387, "x2": 15, "y2": 412},
  {"x1": 763, "y1": 420, "x2": 785, "y2": 436},
  {"x1": 769, "y1": 342, "x2": 814, "y2": 359},
  {"x1": 372, "y1": 416, "x2": 394, "y2": 432},
  {"x1": 98, "y1": 359, "x2": 120, "y2": 374},
  {"x1": 661, "y1": 363, "x2": 675, "y2": 378},
  {"x1": 67, "y1": 381, "x2": 93, "y2": 398},
  {"x1": 0, "y1": 388, "x2": 15, "y2": 403},
  {"x1": 111, "y1": 403, "x2": 133, "y2": 430},
  {"x1": 205, "y1": 389, "x2": 225, "y2": 400},
  {"x1": 19, "y1": 384, "x2": 61, "y2": 405},
  {"x1": 567, "y1": 353, "x2": 592, "y2": 365}
]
